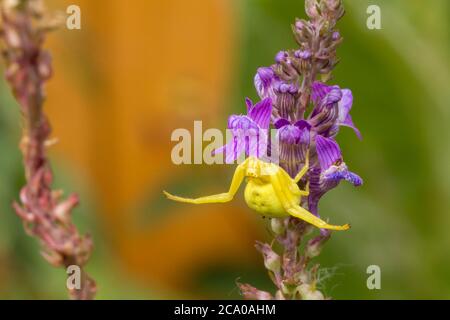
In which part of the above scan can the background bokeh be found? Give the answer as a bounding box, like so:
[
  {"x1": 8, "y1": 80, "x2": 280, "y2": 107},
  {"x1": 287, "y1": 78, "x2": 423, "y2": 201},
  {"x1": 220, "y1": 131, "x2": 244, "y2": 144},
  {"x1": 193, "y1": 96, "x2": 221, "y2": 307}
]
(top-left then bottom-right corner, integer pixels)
[{"x1": 0, "y1": 0, "x2": 449, "y2": 299}]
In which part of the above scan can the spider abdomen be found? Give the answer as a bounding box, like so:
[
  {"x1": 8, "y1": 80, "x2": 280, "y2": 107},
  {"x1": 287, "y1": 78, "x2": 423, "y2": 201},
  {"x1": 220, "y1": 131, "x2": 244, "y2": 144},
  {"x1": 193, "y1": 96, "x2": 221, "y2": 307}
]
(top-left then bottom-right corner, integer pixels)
[{"x1": 244, "y1": 178, "x2": 288, "y2": 217}]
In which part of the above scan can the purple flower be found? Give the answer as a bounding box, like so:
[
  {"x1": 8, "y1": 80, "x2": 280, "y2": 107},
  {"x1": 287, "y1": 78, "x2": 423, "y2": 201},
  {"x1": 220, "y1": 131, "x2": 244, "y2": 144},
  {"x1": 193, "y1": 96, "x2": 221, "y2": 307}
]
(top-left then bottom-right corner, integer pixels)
[
  {"x1": 214, "y1": 98, "x2": 272, "y2": 163},
  {"x1": 274, "y1": 119, "x2": 311, "y2": 177},
  {"x1": 254, "y1": 67, "x2": 284, "y2": 102},
  {"x1": 315, "y1": 135, "x2": 362, "y2": 186},
  {"x1": 310, "y1": 81, "x2": 362, "y2": 139},
  {"x1": 254, "y1": 67, "x2": 281, "y2": 102},
  {"x1": 275, "y1": 119, "x2": 311, "y2": 146},
  {"x1": 309, "y1": 135, "x2": 362, "y2": 219}
]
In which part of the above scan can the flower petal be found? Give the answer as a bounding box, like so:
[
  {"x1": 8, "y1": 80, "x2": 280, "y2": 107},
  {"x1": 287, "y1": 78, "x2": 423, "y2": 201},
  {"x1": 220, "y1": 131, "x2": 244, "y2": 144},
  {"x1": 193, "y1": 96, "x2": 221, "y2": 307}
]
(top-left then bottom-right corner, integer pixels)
[
  {"x1": 337, "y1": 89, "x2": 362, "y2": 139},
  {"x1": 245, "y1": 97, "x2": 253, "y2": 112},
  {"x1": 312, "y1": 82, "x2": 332, "y2": 105},
  {"x1": 274, "y1": 118, "x2": 290, "y2": 129},
  {"x1": 278, "y1": 125, "x2": 302, "y2": 145},
  {"x1": 323, "y1": 165, "x2": 363, "y2": 187},
  {"x1": 315, "y1": 135, "x2": 342, "y2": 170},
  {"x1": 295, "y1": 120, "x2": 311, "y2": 146},
  {"x1": 212, "y1": 136, "x2": 246, "y2": 164},
  {"x1": 254, "y1": 67, "x2": 275, "y2": 99},
  {"x1": 247, "y1": 130, "x2": 269, "y2": 159},
  {"x1": 248, "y1": 98, "x2": 272, "y2": 129}
]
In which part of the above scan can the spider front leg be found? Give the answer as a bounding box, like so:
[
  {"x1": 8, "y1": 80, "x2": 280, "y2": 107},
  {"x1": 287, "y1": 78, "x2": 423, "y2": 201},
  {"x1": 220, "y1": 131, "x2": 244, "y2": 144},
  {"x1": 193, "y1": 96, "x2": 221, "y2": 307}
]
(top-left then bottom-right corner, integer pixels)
[
  {"x1": 286, "y1": 205, "x2": 350, "y2": 231},
  {"x1": 294, "y1": 149, "x2": 310, "y2": 184},
  {"x1": 299, "y1": 181, "x2": 309, "y2": 197},
  {"x1": 163, "y1": 158, "x2": 249, "y2": 204},
  {"x1": 270, "y1": 171, "x2": 350, "y2": 231}
]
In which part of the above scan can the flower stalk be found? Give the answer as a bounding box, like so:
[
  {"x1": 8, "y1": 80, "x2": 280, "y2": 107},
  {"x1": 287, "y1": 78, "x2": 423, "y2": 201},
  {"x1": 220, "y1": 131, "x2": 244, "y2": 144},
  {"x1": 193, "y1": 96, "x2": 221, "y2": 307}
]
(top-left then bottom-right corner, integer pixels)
[{"x1": 0, "y1": 0, "x2": 96, "y2": 300}]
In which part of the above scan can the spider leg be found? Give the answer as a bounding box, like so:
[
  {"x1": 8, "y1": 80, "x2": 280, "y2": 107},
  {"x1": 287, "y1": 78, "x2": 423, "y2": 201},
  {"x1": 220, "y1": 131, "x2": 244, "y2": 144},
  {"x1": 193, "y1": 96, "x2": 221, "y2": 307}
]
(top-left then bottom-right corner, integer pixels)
[
  {"x1": 164, "y1": 158, "x2": 248, "y2": 204},
  {"x1": 286, "y1": 205, "x2": 350, "y2": 231},
  {"x1": 270, "y1": 171, "x2": 349, "y2": 231},
  {"x1": 294, "y1": 149, "x2": 310, "y2": 184},
  {"x1": 299, "y1": 180, "x2": 310, "y2": 197}
]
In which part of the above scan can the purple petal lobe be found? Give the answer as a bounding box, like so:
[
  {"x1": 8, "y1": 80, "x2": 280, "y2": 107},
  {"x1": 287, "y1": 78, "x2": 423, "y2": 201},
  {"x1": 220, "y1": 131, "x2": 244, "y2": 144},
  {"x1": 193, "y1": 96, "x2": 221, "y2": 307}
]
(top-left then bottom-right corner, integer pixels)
[
  {"x1": 324, "y1": 165, "x2": 363, "y2": 187},
  {"x1": 245, "y1": 97, "x2": 253, "y2": 112},
  {"x1": 254, "y1": 67, "x2": 276, "y2": 99},
  {"x1": 248, "y1": 98, "x2": 272, "y2": 129},
  {"x1": 315, "y1": 135, "x2": 342, "y2": 170},
  {"x1": 312, "y1": 82, "x2": 332, "y2": 104},
  {"x1": 274, "y1": 118, "x2": 290, "y2": 129},
  {"x1": 212, "y1": 137, "x2": 245, "y2": 164},
  {"x1": 275, "y1": 82, "x2": 298, "y2": 94},
  {"x1": 275, "y1": 51, "x2": 288, "y2": 63},
  {"x1": 337, "y1": 89, "x2": 362, "y2": 139},
  {"x1": 278, "y1": 124, "x2": 302, "y2": 145},
  {"x1": 294, "y1": 50, "x2": 312, "y2": 60},
  {"x1": 324, "y1": 87, "x2": 343, "y2": 106},
  {"x1": 295, "y1": 120, "x2": 312, "y2": 130}
]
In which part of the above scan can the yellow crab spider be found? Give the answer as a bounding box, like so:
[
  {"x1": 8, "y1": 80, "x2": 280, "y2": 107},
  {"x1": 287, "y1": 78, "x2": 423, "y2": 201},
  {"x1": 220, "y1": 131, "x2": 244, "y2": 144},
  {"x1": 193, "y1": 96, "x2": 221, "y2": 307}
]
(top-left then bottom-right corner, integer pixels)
[{"x1": 163, "y1": 154, "x2": 350, "y2": 231}]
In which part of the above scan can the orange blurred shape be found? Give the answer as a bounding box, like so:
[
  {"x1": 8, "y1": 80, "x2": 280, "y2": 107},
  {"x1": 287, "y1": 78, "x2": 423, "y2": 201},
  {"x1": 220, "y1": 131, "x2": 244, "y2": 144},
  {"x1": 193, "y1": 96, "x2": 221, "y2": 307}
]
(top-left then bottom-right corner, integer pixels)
[{"x1": 45, "y1": 0, "x2": 262, "y2": 293}]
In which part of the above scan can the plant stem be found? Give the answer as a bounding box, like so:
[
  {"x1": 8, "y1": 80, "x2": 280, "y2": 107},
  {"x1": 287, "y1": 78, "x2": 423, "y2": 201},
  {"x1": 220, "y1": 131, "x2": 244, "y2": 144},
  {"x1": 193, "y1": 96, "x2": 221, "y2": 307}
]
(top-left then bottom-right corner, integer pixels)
[{"x1": 1, "y1": 0, "x2": 96, "y2": 300}]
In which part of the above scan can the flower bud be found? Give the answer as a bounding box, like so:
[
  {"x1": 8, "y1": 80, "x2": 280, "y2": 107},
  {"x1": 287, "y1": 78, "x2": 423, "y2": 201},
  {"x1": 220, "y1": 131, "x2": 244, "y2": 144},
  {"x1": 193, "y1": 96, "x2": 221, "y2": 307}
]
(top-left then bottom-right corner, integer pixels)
[
  {"x1": 332, "y1": 31, "x2": 341, "y2": 41},
  {"x1": 325, "y1": 0, "x2": 341, "y2": 11},
  {"x1": 305, "y1": 234, "x2": 330, "y2": 258},
  {"x1": 53, "y1": 194, "x2": 79, "y2": 224},
  {"x1": 3, "y1": 0, "x2": 20, "y2": 11},
  {"x1": 37, "y1": 51, "x2": 53, "y2": 81},
  {"x1": 275, "y1": 51, "x2": 288, "y2": 64},
  {"x1": 271, "y1": 218, "x2": 285, "y2": 235},
  {"x1": 294, "y1": 19, "x2": 304, "y2": 32},
  {"x1": 281, "y1": 281, "x2": 297, "y2": 295},
  {"x1": 275, "y1": 290, "x2": 285, "y2": 300},
  {"x1": 294, "y1": 50, "x2": 312, "y2": 60},
  {"x1": 298, "y1": 284, "x2": 325, "y2": 300},
  {"x1": 256, "y1": 242, "x2": 281, "y2": 273},
  {"x1": 305, "y1": 0, "x2": 320, "y2": 20},
  {"x1": 274, "y1": 82, "x2": 298, "y2": 119},
  {"x1": 238, "y1": 283, "x2": 273, "y2": 300}
]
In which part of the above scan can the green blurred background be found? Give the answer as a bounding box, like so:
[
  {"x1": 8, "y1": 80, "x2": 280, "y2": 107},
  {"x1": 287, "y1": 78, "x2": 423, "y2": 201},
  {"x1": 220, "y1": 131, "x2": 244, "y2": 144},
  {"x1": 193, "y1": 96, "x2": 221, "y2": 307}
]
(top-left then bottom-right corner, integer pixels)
[{"x1": 0, "y1": 0, "x2": 449, "y2": 299}]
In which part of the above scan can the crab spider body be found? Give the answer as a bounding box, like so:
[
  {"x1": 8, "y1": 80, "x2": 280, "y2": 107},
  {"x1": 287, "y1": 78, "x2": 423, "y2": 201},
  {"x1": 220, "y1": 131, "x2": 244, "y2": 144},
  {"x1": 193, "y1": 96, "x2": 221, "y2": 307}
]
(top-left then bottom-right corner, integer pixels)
[{"x1": 164, "y1": 156, "x2": 350, "y2": 231}]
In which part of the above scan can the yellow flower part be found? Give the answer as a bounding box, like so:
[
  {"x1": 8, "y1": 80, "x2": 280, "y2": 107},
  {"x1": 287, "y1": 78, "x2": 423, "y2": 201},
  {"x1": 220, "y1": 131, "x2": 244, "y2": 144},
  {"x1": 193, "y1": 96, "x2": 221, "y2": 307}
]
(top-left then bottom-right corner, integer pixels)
[{"x1": 164, "y1": 156, "x2": 350, "y2": 231}]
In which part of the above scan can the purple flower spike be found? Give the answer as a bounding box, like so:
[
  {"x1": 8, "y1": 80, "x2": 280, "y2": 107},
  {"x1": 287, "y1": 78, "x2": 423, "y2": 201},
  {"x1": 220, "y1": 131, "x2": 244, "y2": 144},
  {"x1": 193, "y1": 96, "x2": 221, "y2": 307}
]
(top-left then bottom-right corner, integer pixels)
[
  {"x1": 214, "y1": 98, "x2": 272, "y2": 163},
  {"x1": 315, "y1": 135, "x2": 342, "y2": 170}
]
